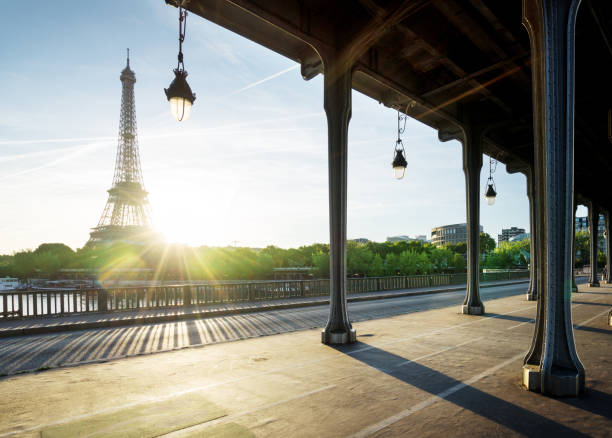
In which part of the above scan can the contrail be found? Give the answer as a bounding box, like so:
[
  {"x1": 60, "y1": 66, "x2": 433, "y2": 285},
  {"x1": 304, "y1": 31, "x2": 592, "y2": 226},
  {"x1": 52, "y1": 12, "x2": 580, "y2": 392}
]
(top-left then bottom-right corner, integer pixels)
[
  {"x1": 224, "y1": 64, "x2": 299, "y2": 97},
  {"x1": 0, "y1": 141, "x2": 111, "y2": 181},
  {"x1": 0, "y1": 144, "x2": 86, "y2": 163},
  {"x1": 0, "y1": 108, "x2": 324, "y2": 153},
  {"x1": 0, "y1": 135, "x2": 114, "y2": 146}
]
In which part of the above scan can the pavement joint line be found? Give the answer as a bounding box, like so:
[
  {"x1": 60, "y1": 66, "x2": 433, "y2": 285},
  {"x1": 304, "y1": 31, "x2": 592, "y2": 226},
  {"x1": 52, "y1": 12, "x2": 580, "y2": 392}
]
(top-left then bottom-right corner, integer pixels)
[
  {"x1": 1, "y1": 290, "x2": 606, "y2": 438},
  {"x1": 348, "y1": 303, "x2": 610, "y2": 438},
  {"x1": 392, "y1": 337, "x2": 485, "y2": 369},
  {"x1": 159, "y1": 385, "x2": 338, "y2": 437},
  {"x1": 573, "y1": 307, "x2": 612, "y2": 328},
  {"x1": 506, "y1": 319, "x2": 535, "y2": 330}
]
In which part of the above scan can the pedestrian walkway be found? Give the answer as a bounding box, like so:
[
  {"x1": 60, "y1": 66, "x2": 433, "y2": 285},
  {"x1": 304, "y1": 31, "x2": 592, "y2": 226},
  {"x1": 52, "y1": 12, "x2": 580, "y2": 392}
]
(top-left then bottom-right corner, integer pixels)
[
  {"x1": 0, "y1": 279, "x2": 529, "y2": 338},
  {"x1": 0, "y1": 284, "x2": 609, "y2": 437}
]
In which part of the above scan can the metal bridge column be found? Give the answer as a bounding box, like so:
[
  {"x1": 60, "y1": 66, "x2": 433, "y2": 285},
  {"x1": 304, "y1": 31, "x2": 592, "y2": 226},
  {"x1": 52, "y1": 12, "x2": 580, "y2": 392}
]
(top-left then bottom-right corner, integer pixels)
[
  {"x1": 571, "y1": 201, "x2": 578, "y2": 292},
  {"x1": 522, "y1": 0, "x2": 584, "y2": 397},
  {"x1": 526, "y1": 166, "x2": 538, "y2": 301},
  {"x1": 461, "y1": 124, "x2": 484, "y2": 315},
  {"x1": 321, "y1": 51, "x2": 356, "y2": 345},
  {"x1": 588, "y1": 203, "x2": 600, "y2": 287}
]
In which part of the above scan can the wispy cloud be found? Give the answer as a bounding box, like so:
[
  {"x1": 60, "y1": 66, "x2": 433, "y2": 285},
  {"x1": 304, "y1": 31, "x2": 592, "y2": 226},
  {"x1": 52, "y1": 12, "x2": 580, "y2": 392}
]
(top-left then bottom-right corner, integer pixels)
[
  {"x1": 0, "y1": 141, "x2": 111, "y2": 181},
  {"x1": 222, "y1": 64, "x2": 299, "y2": 98},
  {"x1": 0, "y1": 136, "x2": 115, "y2": 146},
  {"x1": 0, "y1": 144, "x2": 90, "y2": 162}
]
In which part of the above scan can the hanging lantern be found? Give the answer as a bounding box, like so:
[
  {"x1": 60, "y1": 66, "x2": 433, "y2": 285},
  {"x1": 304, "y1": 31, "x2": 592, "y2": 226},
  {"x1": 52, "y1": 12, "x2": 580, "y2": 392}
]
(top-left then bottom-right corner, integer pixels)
[
  {"x1": 165, "y1": 4, "x2": 196, "y2": 121},
  {"x1": 484, "y1": 156, "x2": 498, "y2": 205},
  {"x1": 392, "y1": 140, "x2": 408, "y2": 180},
  {"x1": 165, "y1": 70, "x2": 195, "y2": 121},
  {"x1": 485, "y1": 180, "x2": 497, "y2": 205},
  {"x1": 391, "y1": 110, "x2": 408, "y2": 180}
]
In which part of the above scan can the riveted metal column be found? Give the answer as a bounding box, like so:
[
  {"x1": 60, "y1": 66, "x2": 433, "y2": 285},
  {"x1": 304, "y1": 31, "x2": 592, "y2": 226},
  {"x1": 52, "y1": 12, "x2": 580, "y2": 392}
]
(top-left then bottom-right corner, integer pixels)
[
  {"x1": 321, "y1": 53, "x2": 356, "y2": 345},
  {"x1": 571, "y1": 201, "x2": 578, "y2": 293},
  {"x1": 521, "y1": 0, "x2": 584, "y2": 396},
  {"x1": 588, "y1": 203, "x2": 600, "y2": 287},
  {"x1": 605, "y1": 212, "x2": 611, "y2": 285},
  {"x1": 607, "y1": 213, "x2": 612, "y2": 326},
  {"x1": 526, "y1": 166, "x2": 538, "y2": 301},
  {"x1": 461, "y1": 125, "x2": 484, "y2": 315}
]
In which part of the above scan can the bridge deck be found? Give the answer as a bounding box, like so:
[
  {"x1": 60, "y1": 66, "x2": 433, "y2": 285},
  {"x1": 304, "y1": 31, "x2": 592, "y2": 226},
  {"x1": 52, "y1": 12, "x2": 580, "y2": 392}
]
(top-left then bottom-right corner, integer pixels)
[{"x1": 0, "y1": 284, "x2": 610, "y2": 437}]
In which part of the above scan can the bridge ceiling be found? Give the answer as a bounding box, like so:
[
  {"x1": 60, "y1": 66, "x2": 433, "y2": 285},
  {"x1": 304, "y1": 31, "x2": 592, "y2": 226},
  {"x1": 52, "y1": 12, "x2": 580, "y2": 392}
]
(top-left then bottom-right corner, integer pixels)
[{"x1": 171, "y1": 0, "x2": 612, "y2": 211}]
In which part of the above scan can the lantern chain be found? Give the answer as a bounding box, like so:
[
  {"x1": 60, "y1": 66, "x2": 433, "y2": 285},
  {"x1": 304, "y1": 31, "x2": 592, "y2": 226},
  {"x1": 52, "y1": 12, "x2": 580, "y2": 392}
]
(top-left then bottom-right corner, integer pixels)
[{"x1": 177, "y1": 5, "x2": 188, "y2": 71}]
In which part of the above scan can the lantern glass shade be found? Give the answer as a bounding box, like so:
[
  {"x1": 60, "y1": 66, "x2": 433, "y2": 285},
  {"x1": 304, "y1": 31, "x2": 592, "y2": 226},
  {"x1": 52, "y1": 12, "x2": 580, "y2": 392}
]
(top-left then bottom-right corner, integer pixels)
[
  {"x1": 164, "y1": 69, "x2": 196, "y2": 122},
  {"x1": 393, "y1": 165, "x2": 406, "y2": 180},
  {"x1": 485, "y1": 183, "x2": 497, "y2": 206},
  {"x1": 391, "y1": 148, "x2": 408, "y2": 180},
  {"x1": 169, "y1": 97, "x2": 192, "y2": 122}
]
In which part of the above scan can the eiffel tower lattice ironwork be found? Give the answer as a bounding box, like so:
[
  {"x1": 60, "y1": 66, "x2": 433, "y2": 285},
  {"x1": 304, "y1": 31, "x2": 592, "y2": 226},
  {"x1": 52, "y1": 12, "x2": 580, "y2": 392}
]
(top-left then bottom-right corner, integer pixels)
[{"x1": 88, "y1": 50, "x2": 155, "y2": 246}]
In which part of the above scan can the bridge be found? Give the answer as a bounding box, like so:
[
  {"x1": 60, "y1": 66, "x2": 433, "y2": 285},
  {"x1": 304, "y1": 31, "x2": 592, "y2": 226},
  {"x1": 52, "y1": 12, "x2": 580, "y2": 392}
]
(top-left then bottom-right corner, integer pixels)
[
  {"x1": 157, "y1": 0, "x2": 612, "y2": 398},
  {"x1": 2, "y1": 0, "x2": 612, "y2": 435},
  {"x1": 0, "y1": 280, "x2": 610, "y2": 436}
]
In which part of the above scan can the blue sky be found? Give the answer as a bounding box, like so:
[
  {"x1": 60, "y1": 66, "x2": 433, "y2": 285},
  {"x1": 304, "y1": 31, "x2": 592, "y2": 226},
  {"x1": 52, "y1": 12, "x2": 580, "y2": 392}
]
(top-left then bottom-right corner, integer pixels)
[{"x1": 0, "y1": 0, "x2": 575, "y2": 253}]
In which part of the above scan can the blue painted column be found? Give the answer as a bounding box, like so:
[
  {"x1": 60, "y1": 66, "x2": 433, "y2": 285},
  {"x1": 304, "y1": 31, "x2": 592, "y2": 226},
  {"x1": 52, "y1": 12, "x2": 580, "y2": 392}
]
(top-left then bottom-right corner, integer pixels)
[{"x1": 521, "y1": 0, "x2": 585, "y2": 397}]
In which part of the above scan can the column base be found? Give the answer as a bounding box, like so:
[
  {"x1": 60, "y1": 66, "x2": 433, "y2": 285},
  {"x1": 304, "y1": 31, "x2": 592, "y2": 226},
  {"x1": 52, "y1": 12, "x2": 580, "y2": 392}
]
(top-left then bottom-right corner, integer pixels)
[
  {"x1": 525, "y1": 294, "x2": 537, "y2": 301},
  {"x1": 462, "y1": 304, "x2": 484, "y2": 315},
  {"x1": 523, "y1": 365, "x2": 583, "y2": 396},
  {"x1": 545, "y1": 369, "x2": 583, "y2": 397},
  {"x1": 522, "y1": 364, "x2": 541, "y2": 392},
  {"x1": 322, "y1": 328, "x2": 356, "y2": 345},
  {"x1": 588, "y1": 282, "x2": 600, "y2": 287}
]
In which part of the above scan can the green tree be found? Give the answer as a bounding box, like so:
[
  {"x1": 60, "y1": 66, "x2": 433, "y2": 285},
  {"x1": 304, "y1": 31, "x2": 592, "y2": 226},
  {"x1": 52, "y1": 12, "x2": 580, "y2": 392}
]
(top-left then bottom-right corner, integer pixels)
[
  {"x1": 480, "y1": 232, "x2": 496, "y2": 254},
  {"x1": 312, "y1": 251, "x2": 330, "y2": 278},
  {"x1": 574, "y1": 231, "x2": 589, "y2": 267},
  {"x1": 384, "y1": 253, "x2": 400, "y2": 276},
  {"x1": 452, "y1": 253, "x2": 466, "y2": 272},
  {"x1": 346, "y1": 242, "x2": 373, "y2": 276},
  {"x1": 367, "y1": 254, "x2": 385, "y2": 277}
]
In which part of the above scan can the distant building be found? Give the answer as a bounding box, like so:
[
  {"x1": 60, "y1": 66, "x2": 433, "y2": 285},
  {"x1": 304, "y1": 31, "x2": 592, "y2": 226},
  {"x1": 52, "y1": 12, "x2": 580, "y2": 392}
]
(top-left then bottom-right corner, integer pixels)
[
  {"x1": 386, "y1": 235, "x2": 428, "y2": 244},
  {"x1": 350, "y1": 238, "x2": 370, "y2": 244},
  {"x1": 509, "y1": 233, "x2": 530, "y2": 242},
  {"x1": 431, "y1": 223, "x2": 482, "y2": 247},
  {"x1": 498, "y1": 227, "x2": 526, "y2": 244},
  {"x1": 576, "y1": 214, "x2": 606, "y2": 254},
  {"x1": 575, "y1": 215, "x2": 605, "y2": 235}
]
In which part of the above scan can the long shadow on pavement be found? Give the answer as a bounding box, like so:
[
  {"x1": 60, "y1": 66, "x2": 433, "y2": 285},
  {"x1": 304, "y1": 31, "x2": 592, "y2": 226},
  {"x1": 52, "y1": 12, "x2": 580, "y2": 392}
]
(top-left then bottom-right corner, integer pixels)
[
  {"x1": 481, "y1": 313, "x2": 611, "y2": 336},
  {"x1": 333, "y1": 342, "x2": 589, "y2": 437},
  {"x1": 559, "y1": 389, "x2": 612, "y2": 420},
  {"x1": 572, "y1": 301, "x2": 612, "y2": 307}
]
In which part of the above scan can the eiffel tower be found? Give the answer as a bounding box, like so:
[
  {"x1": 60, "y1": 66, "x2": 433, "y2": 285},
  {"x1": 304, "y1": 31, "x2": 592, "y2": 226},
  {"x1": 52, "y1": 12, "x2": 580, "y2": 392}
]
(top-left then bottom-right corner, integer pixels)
[{"x1": 88, "y1": 50, "x2": 157, "y2": 246}]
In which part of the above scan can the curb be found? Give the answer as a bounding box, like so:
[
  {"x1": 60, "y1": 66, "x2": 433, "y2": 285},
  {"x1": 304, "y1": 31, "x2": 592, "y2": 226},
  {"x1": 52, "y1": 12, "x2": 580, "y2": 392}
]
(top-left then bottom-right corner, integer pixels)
[{"x1": 0, "y1": 279, "x2": 529, "y2": 338}]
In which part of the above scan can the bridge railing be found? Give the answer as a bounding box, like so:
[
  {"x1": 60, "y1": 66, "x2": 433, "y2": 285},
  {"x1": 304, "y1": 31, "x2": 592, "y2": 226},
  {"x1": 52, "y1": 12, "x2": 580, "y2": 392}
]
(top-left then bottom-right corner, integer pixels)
[{"x1": 0, "y1": 270, "x2": 529, "y2": 319}]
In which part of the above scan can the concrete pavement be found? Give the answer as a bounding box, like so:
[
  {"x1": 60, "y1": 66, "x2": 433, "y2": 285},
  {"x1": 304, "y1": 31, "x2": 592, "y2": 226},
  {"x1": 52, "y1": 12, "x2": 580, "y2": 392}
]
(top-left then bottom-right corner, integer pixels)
[
  {"x1": 0, "y1": 281, "x2": 531, "y2": 376},
  {"x1": 0, "y1": 282, "x2": 610, "y2": 437}
]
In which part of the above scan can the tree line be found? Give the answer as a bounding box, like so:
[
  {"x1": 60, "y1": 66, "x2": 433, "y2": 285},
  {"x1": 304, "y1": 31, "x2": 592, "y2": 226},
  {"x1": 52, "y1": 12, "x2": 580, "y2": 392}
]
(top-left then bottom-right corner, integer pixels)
[{"x1": 2, "y1": 232, "x2": 601, "y2": 281}]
